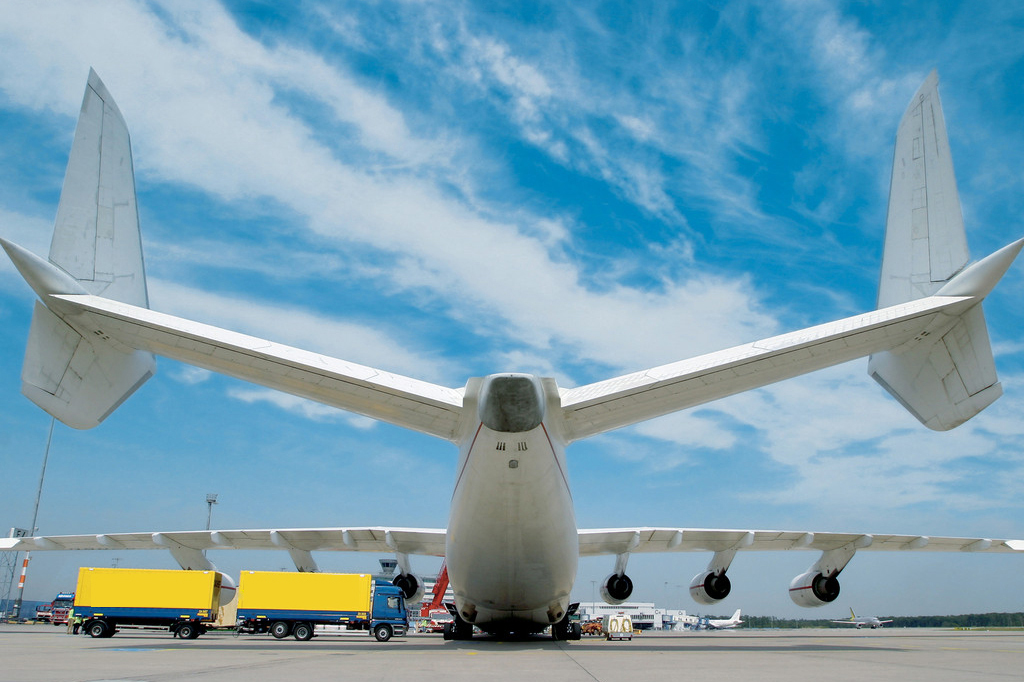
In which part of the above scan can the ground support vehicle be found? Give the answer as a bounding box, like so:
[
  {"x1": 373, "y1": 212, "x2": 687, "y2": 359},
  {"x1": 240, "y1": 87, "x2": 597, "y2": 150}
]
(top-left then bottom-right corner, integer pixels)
[
  {"x1": 73, "y1": 567, "x2": 229, "y2": 639},
  {"x1": 603, "y1": 613, "x2": 633, "y2": 641},
  {"x1": 420, "y1": 608, "x2": 453, "y2": 633},
  {"x1": 34, "y1": 592, "x2": 74, "y2": 624},
  {"x1": 49, "y1": 593, "x2": 75, "y2": 626},
  {"x1": 236, "y1": 571, "x2": 407, "y2": 642},
  {"x1": 34, "y1": 603, "x2": 52, "y2": 623}
]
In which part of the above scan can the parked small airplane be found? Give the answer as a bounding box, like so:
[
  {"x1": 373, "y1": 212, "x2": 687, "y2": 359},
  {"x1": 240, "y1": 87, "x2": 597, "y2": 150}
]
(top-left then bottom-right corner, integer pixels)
[
  {"x1": 832, "y1": 608, "x2": 893, "y2": 629},
  {"x1": 706, "y1": 609, "x2": 744, "y2": 630},
  {"x1": 2, "y1": 70, "x2": 1023, "y2": 640}
]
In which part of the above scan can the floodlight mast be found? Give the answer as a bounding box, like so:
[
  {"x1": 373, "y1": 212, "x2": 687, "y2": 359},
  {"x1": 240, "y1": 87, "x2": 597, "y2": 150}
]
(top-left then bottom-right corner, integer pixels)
[
  {"x1": 11, "y1": 418, "x2": 55, "y2": 620},
  {"x1": 205, "y1": 494, "x2": 218, "y2": 531}
]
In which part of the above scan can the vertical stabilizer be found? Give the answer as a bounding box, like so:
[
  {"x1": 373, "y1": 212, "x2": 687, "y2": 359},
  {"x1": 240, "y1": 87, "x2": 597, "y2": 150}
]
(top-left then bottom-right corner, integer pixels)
[
  {"x1": 5, "y1": 70, "x2": 155, "y2": 429},
  {"x1": 870, "y1": 72, "x2": 1010, "y2": 431},
  {"x1": 50, "y1": 68, "x2": 148, "y2": 308},
  {"x1": 877, "y1": 70, "x2": 968, "y2": 308}
]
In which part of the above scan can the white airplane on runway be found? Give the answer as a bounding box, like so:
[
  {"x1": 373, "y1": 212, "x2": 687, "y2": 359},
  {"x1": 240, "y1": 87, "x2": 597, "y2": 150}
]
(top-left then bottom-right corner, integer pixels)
[
  {"x1": 2, "y1": 70, "x2": 1023, "y2": 640},
  {"x1": 832, "y1": 609, "x2": 893, "y2": 629},
  {"x1": 706, "y1": 609, "x2": 744, "y2": 630}
]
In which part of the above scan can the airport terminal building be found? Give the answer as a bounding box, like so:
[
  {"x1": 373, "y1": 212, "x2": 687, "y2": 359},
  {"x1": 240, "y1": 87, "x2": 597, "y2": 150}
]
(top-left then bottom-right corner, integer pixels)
[{"x1": 576, "y1": 602, "x2": 699, "y2": 630}]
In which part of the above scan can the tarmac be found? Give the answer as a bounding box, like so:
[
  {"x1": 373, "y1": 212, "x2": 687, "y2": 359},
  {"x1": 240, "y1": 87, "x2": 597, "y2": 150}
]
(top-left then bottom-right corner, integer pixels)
[{"x1": 1, "y1": 624, "x2": 1021, "y2": 682}]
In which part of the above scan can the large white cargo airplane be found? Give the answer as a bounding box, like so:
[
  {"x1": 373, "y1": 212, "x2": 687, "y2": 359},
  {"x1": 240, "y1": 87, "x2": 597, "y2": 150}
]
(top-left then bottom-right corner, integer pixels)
[{"x1": 1, "y1": 70, "x2": 1023, "y2": 640}]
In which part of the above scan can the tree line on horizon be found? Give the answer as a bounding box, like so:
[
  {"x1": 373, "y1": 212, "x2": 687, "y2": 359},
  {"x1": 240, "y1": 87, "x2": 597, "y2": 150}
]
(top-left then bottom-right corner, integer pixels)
[{"x1": 739, "y1": 612, "x2": 1024, "y2": 629}]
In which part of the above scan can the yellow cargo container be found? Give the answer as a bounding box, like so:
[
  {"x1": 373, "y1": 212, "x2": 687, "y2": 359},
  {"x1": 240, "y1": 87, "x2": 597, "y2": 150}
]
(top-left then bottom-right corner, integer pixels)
[
  {"x1": 235, "y1": 571, "x2": 408, "y2": 641},
  {"x1": 238, "y1": 571, "x2": 372, "y2": 613},
  {"x1": 76, "y1": 567, "x2": 222, "y2": 612},
  {"x1": 73, "y1": 567, "x2": 226, "y2": 639}
]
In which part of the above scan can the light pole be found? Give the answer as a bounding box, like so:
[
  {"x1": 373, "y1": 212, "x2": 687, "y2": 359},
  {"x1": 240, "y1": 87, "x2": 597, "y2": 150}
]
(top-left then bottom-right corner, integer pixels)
[
  {"x1": 205, "y1": 494, "x2": 219, "y2": 530},
  {"x1": 12, "y1": 417, "x2": 56, "y2": 621}
]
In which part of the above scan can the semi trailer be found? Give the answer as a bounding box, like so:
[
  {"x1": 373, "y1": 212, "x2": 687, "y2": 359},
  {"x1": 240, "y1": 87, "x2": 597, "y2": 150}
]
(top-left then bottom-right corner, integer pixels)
[
  {"x1": 73, "y1": 567, "x2": 234, "y2": 639},
  {"x1": 236, "y1": 571, "x2": 408, "y2": 642}
]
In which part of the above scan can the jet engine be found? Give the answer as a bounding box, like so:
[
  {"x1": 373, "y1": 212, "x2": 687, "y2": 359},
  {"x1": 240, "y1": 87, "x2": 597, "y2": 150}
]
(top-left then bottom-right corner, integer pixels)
[
  {"x1": 599, "y1": 573, "x2": 633, "y2": 605},
  {"x1": 689, "y1": 570, "x2": 731, "y2": 605},
  {"x1": 216, "y1": 572, "x2": 238, "y2": 608},
  {"x1": 788, "y1": 570, "x2": 840, "y2": 607},
  {"x1": 393, "y1": 572, "x2": 425, "y2": 605}
]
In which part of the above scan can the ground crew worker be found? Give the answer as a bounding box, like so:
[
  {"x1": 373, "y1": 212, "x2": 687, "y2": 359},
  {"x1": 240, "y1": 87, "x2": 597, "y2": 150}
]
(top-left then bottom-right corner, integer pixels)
[{"x1": 67, "y1": 609, "x2": 83, "y2": 635}]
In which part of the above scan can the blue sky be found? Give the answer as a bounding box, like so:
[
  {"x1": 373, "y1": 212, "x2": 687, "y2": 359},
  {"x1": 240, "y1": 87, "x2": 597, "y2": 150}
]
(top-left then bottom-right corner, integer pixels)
[{"x1": 1, "y1": 0, "x2": 1023, "y2": 619}]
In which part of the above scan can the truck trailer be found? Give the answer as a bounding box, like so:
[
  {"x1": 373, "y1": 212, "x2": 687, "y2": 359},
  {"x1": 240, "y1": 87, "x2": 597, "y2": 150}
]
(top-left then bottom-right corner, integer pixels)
[
  {"x1": 73, "y1": 567, "x2": 232, "y2": 639},
  {"x1": 236, "y1": 571, "x2": 408, "y2": 642}
]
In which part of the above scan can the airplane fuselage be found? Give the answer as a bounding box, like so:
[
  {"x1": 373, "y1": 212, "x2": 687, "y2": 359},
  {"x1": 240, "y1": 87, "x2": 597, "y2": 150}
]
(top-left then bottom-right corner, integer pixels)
[{"x1": 445, "y1": 374, "x2": 577, "y2": 633}]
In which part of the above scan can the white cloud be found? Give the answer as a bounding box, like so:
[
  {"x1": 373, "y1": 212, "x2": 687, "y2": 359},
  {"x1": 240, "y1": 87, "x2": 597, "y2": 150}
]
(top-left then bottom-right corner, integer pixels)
[
  {"x1": 147, "y1": 278, "x2": 456, "y2": 386},
  {"x1": 174, "y1": 366, "x2": 213, "y2": 386}
]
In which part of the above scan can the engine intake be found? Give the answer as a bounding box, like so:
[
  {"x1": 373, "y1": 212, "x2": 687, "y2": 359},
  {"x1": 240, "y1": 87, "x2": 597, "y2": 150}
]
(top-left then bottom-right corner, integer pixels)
[
  {"x1": 689, "y1": 570, "x2": 731, "y2": 605},
  {"x1": 788, "y1": 570, "x2": 840, "y2": 607},
  {"x1": 393, "y1": 573, "x2": 425, "y2": 604},
  {"x1": 599, "y1": 573, "x2": 633, "y2": 605}
]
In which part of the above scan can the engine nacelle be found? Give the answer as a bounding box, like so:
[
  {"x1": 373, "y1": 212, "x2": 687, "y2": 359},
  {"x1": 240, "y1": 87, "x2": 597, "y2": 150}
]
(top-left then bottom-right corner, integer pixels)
[
  {"x1": 216, "y1": 572, "x2": 238, "y2": 608},
  {"x1": 393, "y1": 573, "x2": 425, "y2": 605},
  {"x1": 599, "y1": 573, "x2": 633, "y2": 605},
  {"x1": 788, "y1": 570, "x2": 840, "y2": 607},
  {"x1": 689, "y1": 570, "x2": 731, "y2": 605}
]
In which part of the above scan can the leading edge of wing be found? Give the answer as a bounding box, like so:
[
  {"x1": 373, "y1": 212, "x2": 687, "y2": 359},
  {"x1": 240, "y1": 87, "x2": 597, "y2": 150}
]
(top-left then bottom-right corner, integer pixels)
[
  {"x1": 559, "y1": 294, "x2": 973, "y2": 441},
  {"x1": 52, "y1": 294, "x2": 465, "y2": 441},
  {"x1": 0, "y1": 527, "x2": 447, "y2": 557},
  {"x1": 577, "y1": 528, "x2": 1024, "y2": 555}
]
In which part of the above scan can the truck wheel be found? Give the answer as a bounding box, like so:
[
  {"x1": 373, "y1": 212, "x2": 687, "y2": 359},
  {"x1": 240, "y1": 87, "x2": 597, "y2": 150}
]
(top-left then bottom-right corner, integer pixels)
[
  {"x1": 177, "y1": 623, "x2": 200, "y2": 639},
  {"x1": 270, "y1": 621, "x2": 290, "y2": 639},
  {"x1": 87, "y1": 621, "x2": 109, "y2": 638},
  {"x1": 373, "y1": 623, "x2": 393, "y2": 642},
  {"x1": 293, "y1": 622, "x2": 314, "y2": 641}
]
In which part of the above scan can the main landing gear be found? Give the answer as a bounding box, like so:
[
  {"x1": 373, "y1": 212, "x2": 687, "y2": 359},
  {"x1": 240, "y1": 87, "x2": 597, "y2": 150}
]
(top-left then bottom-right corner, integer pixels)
[{"x1": 442, "y1": 616, "x2": 474, "y2": 641}]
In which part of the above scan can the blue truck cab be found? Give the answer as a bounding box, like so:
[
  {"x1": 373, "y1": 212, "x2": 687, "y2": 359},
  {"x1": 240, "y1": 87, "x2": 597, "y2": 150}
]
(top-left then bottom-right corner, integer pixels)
[{"x1": 369, "y1": 580, "x2": 408, "y2": 637}]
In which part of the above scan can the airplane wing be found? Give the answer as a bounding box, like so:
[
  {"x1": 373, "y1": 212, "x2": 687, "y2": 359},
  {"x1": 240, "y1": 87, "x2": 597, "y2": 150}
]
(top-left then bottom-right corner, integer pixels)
[
  {"x1": 0, "y1": 527, "x2": 447, "y2": 572},
  {"x1": 41, "y1": 292, "x2": 466, "y2": 440},
  {"x1": 577, "y1": 527, "x2": 1024, "y2": 555},
  {"x1": 559, "y1": 294, "x2": 975, "y2": 441}
]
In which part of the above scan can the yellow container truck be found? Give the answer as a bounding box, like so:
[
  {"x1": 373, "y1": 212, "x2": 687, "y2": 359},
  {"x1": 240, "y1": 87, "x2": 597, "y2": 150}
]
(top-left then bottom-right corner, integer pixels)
[
  {"x1": 236, "y1": 571, "x2": 408, "y2": 642},
  {"x1": 74, "y1": 567, "x2": 233, "y2": 639}
]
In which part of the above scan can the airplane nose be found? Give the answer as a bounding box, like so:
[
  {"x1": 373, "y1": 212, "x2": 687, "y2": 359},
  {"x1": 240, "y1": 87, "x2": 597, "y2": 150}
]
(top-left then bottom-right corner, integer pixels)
[{"x1": 478, "y1": 374, "x2": 545, "y2": 433}]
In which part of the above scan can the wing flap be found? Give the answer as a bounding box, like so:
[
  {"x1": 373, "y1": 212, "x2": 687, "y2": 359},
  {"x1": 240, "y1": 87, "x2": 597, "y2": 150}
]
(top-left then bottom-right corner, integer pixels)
[{"x1": 52, "y1": 294, "x2": 465, "y2": 440}]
